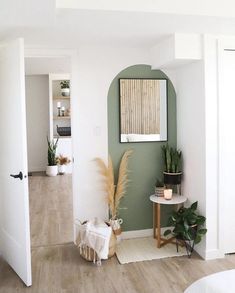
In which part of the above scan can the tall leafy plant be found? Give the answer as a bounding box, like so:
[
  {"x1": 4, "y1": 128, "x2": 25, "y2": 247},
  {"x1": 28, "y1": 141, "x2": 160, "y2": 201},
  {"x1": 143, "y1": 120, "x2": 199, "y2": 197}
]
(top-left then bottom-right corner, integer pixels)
[
  {"x1": 164, "y1": 201, "x2": 207, "y2": 244},
  {"x1": 47, "y1": 137, "x2": 58, "y2": 166},
  {"x1": 162, "y1": 144, "x2": 182, "y2": 173}
]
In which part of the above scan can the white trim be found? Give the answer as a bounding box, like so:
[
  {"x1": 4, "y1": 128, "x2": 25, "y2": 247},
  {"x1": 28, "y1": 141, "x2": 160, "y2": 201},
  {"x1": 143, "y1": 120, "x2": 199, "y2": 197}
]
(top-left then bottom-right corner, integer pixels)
[
  {"x1": 122, "y1": 229, "x2": 152, "y2": 239},
  {"x1": 217, "y1": 37, "x2": 235, "y2": 257},
  {"x1": 122, "y1": 227, "x2": 171, "y2": 240},
  {"x1": 217, "y1": 38, "x2": 226, "y2": 257},
  {"x1": 205, "y1": 249, "x2": 224, "y2": 260}
]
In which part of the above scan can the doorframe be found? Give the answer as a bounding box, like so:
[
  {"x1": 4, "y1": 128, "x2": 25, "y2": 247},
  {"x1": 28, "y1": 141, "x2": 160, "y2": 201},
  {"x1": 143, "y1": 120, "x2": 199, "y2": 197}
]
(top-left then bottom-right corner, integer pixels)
[
  {"x1": 25, "y1": 47, "x2": 79, "y2": 243},
  {"x1": 217, "y1": 36, "x2": 235, "y2": 255}
]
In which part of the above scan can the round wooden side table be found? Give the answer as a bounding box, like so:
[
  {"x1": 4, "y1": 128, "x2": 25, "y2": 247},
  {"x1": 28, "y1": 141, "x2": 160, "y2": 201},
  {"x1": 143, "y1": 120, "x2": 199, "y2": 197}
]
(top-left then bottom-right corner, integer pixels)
[{"x1": 150, "y1": 194, "x2": 187, "y2": 248}]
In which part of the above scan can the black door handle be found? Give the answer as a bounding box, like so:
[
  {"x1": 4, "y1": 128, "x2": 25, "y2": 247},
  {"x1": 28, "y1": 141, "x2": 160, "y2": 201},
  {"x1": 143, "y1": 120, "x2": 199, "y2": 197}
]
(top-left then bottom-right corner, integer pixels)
[{"x1": 10, "y1": 172, "x2": 23, "y2": 180}]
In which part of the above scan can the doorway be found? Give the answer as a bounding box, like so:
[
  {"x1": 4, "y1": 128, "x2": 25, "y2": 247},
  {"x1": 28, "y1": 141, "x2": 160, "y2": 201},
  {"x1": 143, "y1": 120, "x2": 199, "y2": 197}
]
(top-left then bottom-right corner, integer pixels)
[{"x1": 25, "y1": 56, "x2": 74, "y2": 248}]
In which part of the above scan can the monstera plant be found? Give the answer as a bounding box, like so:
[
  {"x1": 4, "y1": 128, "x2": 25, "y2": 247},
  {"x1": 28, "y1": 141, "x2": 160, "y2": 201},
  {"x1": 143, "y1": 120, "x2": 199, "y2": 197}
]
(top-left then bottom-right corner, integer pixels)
[{"x1": 164, "y1": 201, "x2": 207, "y2": 257}]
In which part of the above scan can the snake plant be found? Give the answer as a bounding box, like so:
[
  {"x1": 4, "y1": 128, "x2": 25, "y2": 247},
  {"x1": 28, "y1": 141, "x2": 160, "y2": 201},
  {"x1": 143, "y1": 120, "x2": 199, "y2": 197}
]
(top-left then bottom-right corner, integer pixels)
[
  {"x1": 162, "y1": 144, "x2": 182, "y2": 173},
  {"x1": 47, "y1": 137, "x2": 59, "y2": 166}
]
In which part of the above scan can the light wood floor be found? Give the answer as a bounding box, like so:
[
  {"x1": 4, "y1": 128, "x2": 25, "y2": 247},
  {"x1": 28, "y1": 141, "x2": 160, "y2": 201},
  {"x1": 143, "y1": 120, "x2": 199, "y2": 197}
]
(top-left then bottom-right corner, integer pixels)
[
  {"x1": 1, "y1": 244, "x2": 235, "y2": 292},
  {"x1": 29, "y1": 173, "x2": 73, "y2": 247},
  {"x1": 1, "y1": 174, "x2": 235, "y2": 292}
]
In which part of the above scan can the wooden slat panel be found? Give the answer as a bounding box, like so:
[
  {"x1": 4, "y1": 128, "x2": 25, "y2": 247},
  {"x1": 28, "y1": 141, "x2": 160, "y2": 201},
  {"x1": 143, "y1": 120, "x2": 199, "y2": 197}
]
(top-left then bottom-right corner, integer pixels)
[{"x1": 120, "y1": 79, "x2": 160, "y2": 135}]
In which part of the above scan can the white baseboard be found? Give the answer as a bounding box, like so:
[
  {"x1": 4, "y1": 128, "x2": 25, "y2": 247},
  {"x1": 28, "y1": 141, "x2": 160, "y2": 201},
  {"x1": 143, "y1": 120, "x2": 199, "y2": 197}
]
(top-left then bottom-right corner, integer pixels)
[
  {"x1": 122, "y1": 227, "x2": 171, "y2": 240},
  {"x1": 122, "y1": 229, "x2": 152, "y2": 239},
  {"x1": 204, "y1": 249, "x2": 224, "y2": 260},
  {"x1": 28, "y1": 167, "x2": 45, "y2": 172}
]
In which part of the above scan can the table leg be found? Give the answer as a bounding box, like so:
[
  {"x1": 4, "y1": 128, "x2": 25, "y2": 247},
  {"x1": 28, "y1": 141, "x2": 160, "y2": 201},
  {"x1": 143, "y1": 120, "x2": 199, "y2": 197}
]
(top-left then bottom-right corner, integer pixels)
[
  {"x1": 157, "y1": 203, "x2": 161, "y2": 248},
  {"x1": 153, "y1": 203, "x2": 156, "y2": 238}
]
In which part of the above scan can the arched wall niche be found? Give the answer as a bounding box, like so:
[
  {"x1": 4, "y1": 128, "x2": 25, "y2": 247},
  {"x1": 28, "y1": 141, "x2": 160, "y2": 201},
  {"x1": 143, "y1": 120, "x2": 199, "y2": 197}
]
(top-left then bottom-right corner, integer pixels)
[{"x1": 107, "y1": 64, "x2": 177, "y2": 231}]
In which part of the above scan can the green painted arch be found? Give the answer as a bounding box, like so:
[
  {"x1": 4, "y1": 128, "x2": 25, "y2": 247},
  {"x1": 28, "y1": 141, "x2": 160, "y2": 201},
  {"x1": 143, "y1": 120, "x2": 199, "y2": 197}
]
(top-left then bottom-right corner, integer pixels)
[{"x1": 107, "y1": 64, "x2": 177, "y2": 231}]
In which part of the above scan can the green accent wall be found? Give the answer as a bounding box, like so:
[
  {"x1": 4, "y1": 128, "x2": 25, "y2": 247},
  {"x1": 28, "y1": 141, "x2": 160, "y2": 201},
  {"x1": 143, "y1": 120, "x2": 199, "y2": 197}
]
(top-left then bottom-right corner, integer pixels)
[{"x1": 108, "y1": 65, "x2": 177, "y2": 231}]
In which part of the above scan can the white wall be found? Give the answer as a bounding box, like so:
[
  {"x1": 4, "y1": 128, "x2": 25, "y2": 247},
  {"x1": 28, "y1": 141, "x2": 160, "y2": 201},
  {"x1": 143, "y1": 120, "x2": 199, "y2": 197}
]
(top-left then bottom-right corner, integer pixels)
[
  {"x1": 218, "y1": 50, "x2": 235, "y2": 254},
  {"x1": 151, "y1": 34, "x2": 226, "y2": 260},
  {"x1": 203, "y1": 35, "x2": 222, "y2": 259},
  {"x1": 71, "y1": 46, "x2": 151, "y2": 222},
  {"x1": 174, "y1": 36, "x2": 227, "y2": 260},
  {"x1": 25, "y1": 75, "x2": 49, "y2": 172},
  {"x1": 175, "y1": 61, "x2": 207, "y2": 258}
]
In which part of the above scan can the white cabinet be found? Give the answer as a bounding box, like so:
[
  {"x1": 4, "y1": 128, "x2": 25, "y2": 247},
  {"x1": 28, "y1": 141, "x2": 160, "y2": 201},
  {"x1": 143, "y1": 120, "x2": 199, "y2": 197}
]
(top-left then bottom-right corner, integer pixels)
[{"x1": 49, "y1": 74, "x2": 72, "y2": 174}]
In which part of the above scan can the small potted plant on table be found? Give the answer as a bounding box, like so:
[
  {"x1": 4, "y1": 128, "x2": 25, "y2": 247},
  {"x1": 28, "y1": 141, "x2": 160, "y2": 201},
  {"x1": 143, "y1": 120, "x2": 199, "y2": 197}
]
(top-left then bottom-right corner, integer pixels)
[
  {"x1": 162, "y1": 144, "x2": 182, "y2": 188},
  {"x1": 164, "y1": 201, "x2": 207, "y2": 257},
  {"x1": 60, "y1": 80, "x2": 70, "y2": 97},
  {"x1": 155, "y1": 178, "x2": 165, "y2": 197},
  {"x1": 46, "y1": 137, "x2": 59, "y2": 176}
]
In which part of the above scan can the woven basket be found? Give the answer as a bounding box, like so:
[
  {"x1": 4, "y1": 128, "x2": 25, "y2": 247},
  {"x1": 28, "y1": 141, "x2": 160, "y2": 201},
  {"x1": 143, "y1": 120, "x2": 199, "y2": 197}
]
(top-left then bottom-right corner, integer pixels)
[{"x1": 77, "y1": 222, "x2": 116, "y2": 262}]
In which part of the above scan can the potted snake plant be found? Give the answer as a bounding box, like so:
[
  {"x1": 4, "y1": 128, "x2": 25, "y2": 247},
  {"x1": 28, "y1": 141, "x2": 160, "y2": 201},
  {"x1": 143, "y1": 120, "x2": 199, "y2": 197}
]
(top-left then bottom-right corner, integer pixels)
[
  {"x1": 46, "y1": 137, "x2": 59, "y2": 176},
  {"x1": 162, "y1": 144, "x2": 182, "y2": 185},
  {"x1": 155, "y1": 178, "x2": 165, "y2": 197}
]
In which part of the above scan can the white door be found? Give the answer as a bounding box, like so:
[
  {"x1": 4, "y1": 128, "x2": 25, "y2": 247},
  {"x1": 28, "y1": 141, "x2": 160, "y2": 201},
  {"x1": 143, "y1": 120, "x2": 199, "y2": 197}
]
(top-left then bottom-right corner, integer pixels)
[
  {"x1": 219, "y1": 49, "x2": 235, "y2": 254},
  {"x1": 0, "y1": 39, "x2": 32, "y2": 286}
]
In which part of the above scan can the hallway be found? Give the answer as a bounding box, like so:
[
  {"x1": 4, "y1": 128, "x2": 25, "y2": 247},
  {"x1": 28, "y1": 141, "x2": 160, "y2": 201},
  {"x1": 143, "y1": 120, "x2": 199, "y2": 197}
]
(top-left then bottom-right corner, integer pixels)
[{"x1": 29, "y1": 174, "x2": 73, "y2": 247}]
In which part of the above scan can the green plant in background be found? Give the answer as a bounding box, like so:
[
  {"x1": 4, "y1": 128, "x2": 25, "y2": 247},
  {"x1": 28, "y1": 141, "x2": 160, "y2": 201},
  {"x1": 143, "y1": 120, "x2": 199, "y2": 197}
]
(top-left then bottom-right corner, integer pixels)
[
  {"x1": 155, "y1": 178, "x2": 164, "y2": 187},
  {"x1": 47, "y1": 137, "x2": 59, "y2": 166},
  {"x1": 162, "y1": 144, "x2": 182, "y2": 173},
  {"x1": 60, "y1": 80, "x2": 70, "y2": 89},
  {"x1": 164, "y1": 201, "x2": 207, "y2": 245}
]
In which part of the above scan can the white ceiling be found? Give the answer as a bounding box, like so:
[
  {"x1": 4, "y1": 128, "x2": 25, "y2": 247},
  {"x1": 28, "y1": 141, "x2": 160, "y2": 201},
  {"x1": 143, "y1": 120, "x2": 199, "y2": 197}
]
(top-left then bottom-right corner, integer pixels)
[
  {"x1": 57, "y1": 0, "x2": 235, "y2": 18},
  {"x1": 1, "y1": 1, "x2": 235, "y2": 48},
  {"x1": 0, "y1": 0, "x2": 55, "y2": 26}
]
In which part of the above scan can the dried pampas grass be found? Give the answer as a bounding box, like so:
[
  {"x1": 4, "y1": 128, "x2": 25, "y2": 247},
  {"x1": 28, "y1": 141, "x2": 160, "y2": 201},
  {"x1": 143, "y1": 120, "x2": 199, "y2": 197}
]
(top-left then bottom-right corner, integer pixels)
[
  {"x1": 115, "y1": 149, "x2": 133, "y2": 214},
  {"x1": 94, "y1": 149, "x2": 133, "y2": 219}
]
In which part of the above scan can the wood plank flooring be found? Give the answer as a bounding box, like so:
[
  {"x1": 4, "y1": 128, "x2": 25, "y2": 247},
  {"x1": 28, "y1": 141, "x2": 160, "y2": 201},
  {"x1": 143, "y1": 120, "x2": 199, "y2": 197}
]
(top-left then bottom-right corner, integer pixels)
[
  {"x1": 1, "y1": 244, "x2": 235, "y2": 292},
  {"x1": 1, "y1": 174, "x2": 235, "y2": 292},
  {"x1": 29, "y1": 174, "x2": 73, "y2": 247}
]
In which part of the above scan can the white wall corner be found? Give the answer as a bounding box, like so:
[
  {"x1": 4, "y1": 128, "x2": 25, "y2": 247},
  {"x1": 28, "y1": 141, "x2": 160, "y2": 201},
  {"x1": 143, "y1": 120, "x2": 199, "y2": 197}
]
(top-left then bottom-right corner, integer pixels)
[
  {"x1": 151, "y1": 33, "x2": 202, "y2": 70},
  {"x1": 150, "y1": 36, "x2": 175, "y2": 69},
  {"x1": 194, "y1": 245, "x2": 224, "y2": 260},
  {"x1": 193, "y1": 236, "x2": 224, "y2": 260},
  {"x1": 174, "y1": 33, "x2": 202, "y2": 60},
  {"x1": 204, "y1": 249, "x2": 224, "y2": 260}
]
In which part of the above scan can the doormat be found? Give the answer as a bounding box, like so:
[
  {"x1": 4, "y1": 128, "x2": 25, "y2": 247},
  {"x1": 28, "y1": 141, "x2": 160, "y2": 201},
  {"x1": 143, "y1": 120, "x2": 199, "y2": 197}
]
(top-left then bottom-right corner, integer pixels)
[{"x1": 116, "y1": 237, "x2": 186, "y2": 264}]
